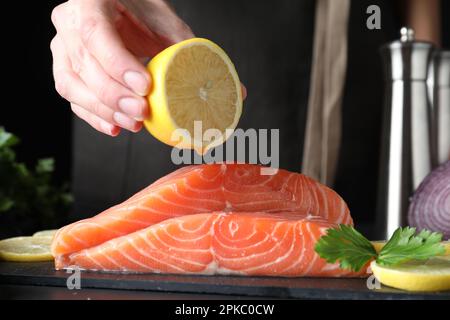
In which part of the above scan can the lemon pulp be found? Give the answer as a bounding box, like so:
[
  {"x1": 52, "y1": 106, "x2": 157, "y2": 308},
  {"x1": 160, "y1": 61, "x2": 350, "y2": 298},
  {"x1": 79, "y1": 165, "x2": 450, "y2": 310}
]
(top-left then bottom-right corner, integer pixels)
[
  {"x1": 371, "y1": 256, "x2": 450, "y2": 292},
  {"x1": 32, "y1": 229, "x2": 57, "y2": 238},
  {"x1": 0, "y1": 236, "x2": 53, "y2": 262},
  {"x1": 145, "y1": 38, "x2": 242, "y2": 153}
]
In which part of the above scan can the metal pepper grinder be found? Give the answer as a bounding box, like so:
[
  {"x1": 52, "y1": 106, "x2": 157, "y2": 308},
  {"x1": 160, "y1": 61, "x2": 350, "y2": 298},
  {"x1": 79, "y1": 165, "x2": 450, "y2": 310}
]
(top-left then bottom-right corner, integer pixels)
[
  {"x1": 432, "y1": 51, "x2": 450, "y2": 164},
  {"x1": 376, "y1": 27, "x2": 435, "y2": 239}
]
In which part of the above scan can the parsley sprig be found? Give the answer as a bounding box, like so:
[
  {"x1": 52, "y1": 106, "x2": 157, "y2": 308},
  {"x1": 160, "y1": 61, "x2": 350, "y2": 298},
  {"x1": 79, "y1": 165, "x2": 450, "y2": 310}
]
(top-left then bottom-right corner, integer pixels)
[
  {"x1": 0, "y1": 127, "x2": 73, "y2": 235},
  {"x1": 315, "y1": 225, "x2": 446, "y2": 272}
]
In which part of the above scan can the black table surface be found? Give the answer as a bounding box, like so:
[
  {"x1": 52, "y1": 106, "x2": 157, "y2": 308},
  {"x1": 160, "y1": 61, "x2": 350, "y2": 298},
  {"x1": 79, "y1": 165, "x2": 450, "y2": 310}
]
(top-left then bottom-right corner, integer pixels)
[{"x1": 1, "y1": 262, "x2": 449, "y2": 300}]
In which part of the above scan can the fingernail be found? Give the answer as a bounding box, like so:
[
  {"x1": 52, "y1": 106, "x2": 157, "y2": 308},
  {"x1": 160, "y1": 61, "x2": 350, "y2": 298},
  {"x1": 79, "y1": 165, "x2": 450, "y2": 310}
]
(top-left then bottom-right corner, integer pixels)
[
  {"x1": 110, "y1": 127, "x2": 120, "y2": 136},
  {"x1": 123, "y1": 71, "x2": 149, "y2": 96},
  {"x1": 100, "y1": 121, "x2": 114, "y2": 135},
  {"x1": 241, "y1": 84, "x2": 247, "y2": 100},
  {"x1": 118, "y1": 97, "x2": 144, "y2": 118},
  {"x1": 113, "y1": 112, "x2": 135, "y2": 129}
]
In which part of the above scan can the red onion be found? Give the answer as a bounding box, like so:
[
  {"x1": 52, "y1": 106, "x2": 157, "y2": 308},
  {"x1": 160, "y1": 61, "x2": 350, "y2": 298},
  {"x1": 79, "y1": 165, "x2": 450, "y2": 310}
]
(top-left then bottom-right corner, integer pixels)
[{"x1": 408, "y1": 161, "x2": 450, "y2": 240}]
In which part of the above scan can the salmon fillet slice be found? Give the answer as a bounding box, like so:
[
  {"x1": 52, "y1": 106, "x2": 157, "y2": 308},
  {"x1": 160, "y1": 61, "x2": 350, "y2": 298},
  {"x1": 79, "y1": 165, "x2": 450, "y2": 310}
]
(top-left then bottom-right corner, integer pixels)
[
  {"x1": 59, "y1": 212, "x2": 365, "y2": 277},
  {"x1": 52, "y1": 164, "x2": 352, "y2": 260}
]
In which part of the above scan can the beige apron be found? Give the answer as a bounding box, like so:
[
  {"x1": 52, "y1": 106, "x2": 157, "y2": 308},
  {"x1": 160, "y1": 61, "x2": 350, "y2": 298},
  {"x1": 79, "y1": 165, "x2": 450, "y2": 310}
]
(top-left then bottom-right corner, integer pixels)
[{"x1": 302, "y1": 0, "x2": 351, "y2": 186}]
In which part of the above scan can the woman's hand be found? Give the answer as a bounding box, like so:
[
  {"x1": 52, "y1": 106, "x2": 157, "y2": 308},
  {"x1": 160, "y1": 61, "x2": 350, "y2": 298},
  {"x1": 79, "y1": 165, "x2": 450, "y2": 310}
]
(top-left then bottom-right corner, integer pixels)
[{"x1": 50, "y1": 0, "x2": 194, "y2": 136}]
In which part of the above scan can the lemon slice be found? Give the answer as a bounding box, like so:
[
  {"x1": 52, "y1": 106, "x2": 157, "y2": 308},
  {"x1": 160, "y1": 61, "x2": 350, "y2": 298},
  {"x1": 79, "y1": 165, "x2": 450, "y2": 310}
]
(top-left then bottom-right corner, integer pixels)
[
  {"x1": 0, "y1": 236, "x2": 53, "y2": 262},
  {"x1": 371, "y1": 256, "x2": 450, "y2": 292},
  {"x1": 145, "y1": 38, "x2": 243, "y2": 154},
  {"x1": 371, "y1": 241, "x2": 385, "y2": 253},
  {"x1": 32, "y1": 229, "x2": 57, "y2": 238}
]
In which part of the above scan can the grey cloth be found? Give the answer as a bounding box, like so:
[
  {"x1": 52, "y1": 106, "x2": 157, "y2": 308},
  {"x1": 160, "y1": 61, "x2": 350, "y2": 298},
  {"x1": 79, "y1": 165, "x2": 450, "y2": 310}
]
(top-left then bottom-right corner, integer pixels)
[
  {"x1": 302, "y1": 0, "x2": 350, "y2": 185},
  {"x1": 71, "y1": 0, "x2": 315, "y2": 220}
]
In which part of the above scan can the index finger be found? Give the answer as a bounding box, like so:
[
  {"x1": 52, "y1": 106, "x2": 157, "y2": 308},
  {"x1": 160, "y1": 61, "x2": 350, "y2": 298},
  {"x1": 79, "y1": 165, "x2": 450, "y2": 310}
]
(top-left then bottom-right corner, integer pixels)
[{"x1": 78, "y1": 4, "x2": 151, "y2": 96}]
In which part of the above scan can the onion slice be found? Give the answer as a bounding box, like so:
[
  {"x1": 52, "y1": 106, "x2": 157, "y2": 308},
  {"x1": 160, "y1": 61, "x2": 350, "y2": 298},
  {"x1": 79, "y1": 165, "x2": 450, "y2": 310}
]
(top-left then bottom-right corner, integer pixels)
[{"x1": 408, "y1": 161, "x2": 450, "y2": 240}]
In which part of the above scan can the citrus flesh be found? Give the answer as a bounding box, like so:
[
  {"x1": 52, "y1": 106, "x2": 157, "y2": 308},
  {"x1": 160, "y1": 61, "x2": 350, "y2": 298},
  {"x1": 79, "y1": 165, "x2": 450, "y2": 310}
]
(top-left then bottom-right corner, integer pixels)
[
  {"x1": 371, "y1": 256, "x2": 450, "y2": 292},
  {"x1": 32, "y1": 229, "x2": 57, "y2": 238},
  {"x1": 144, "y1": 38, "x2": 242, "y2": 154},
  {"x1": 0, "y1": 236, "x2": 53, "y2": 262}
]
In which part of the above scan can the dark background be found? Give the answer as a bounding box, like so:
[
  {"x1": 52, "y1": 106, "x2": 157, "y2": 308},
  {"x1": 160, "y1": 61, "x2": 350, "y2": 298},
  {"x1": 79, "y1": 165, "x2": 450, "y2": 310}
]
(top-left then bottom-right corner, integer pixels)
[{"x1": 0, "y1": 1, "x2": 448, "y2": 235}]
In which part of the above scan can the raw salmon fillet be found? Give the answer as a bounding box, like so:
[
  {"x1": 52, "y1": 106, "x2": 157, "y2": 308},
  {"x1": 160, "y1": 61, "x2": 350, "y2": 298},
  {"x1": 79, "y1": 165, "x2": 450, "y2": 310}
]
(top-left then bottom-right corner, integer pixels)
[
  {"x1": 52, "y1": 164, "x2": 351, "y2": 259},
  {"x1": 52, "y1": 164, "x2": 359, "y2": 276},
  {"x1": 64, "y1": 212, "x2": 363, "y2": 277}
]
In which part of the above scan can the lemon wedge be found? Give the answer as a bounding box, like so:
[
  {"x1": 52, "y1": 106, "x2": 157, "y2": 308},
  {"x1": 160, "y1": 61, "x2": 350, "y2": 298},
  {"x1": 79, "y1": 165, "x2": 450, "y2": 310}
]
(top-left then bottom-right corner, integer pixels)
[
  {"x1": 0, "y1": 236, "x2": 53, "y2": 262},
  {"x1": 144, "y1": 38, "x2": 243, "y2": 154},
  {"x1": 370, "y1": 256, "x2": 450, "y2": 292}
]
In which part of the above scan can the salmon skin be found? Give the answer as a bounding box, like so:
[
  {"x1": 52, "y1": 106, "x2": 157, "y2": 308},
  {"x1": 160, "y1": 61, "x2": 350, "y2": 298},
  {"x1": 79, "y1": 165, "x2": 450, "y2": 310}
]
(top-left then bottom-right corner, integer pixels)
[
  {"x1": 65, "y1": 212, "x2": 364, "y2": 277},
  {"x1": 52, "y1": 164, "x2": 358, "y2": 276}
]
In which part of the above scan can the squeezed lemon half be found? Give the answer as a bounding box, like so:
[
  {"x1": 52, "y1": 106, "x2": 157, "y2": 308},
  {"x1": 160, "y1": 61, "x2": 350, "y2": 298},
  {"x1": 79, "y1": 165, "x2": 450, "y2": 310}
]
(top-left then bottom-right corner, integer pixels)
[
  {"x1": 144, "y1": 38, "x2": 243, "y2": 154},
  {"x1": 0, "y1": 236, "x2": 53, "y2": 262}
]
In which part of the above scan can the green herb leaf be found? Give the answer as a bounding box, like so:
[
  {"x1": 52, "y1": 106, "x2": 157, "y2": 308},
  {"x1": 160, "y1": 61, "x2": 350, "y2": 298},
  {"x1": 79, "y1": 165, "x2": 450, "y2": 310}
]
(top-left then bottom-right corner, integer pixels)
[
  {"x1": 36, "y1": 158, "x2": 54, "y2": 174},
  {"x1": 0, "y1": 128, "x2": 72, "y2": 234},
  {"x1": 0, "y1": 197, "x2": 14, "y2": 212},
  {"x1": 315, "y1": 225, "x2": 447, "y2": 272},
  {"x1": 0, "y1": 127, "x2": 19, "y2": 149},
  {"x1": 377, "y1": 227, "x2": 446, "y2": 266},
  {"x1": 314, "y1": 224, "x2": 377, "y2": 272}
]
